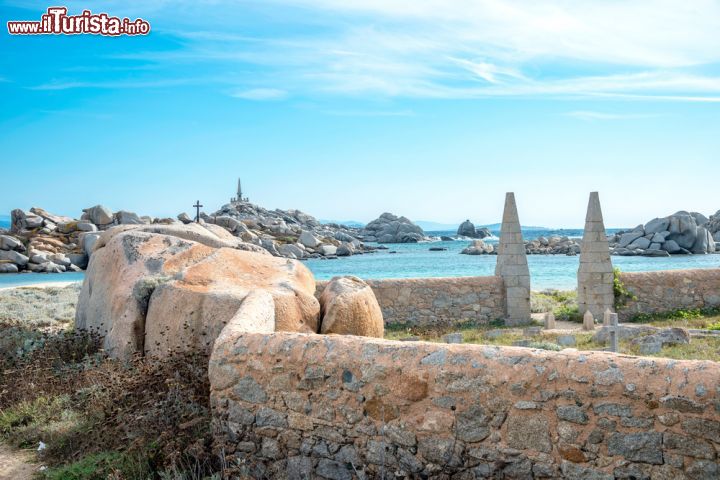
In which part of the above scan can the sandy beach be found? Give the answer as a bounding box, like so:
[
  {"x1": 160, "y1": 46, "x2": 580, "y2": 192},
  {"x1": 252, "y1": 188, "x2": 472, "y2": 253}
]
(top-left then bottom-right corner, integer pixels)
[{"x1": 0, "y1": 280, "x2": 80, "y2": 292}]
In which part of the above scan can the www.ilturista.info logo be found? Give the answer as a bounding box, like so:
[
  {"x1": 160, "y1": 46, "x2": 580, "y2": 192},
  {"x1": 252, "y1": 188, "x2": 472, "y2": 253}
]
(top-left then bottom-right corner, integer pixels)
[{"x1": 7, "y1": 7, "x2": 150, "y2": 36}]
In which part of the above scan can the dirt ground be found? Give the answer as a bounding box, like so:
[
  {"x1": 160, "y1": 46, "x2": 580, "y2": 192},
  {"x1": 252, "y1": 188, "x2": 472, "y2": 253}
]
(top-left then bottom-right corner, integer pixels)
[{"x1": 0, "y1": 443, "x2": 39, "y2": 480}]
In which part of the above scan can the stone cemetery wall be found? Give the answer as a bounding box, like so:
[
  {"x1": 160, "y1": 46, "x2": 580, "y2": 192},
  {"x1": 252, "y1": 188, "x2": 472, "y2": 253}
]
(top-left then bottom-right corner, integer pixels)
[
  {"x1": 316, "y1": 276, "x2": 506, "y2": 327},
  {"x1": 619, "y1": 268, "x2": 720, "y2": 320},
  {"x1": 210, "y1": 332, "x2": 720, "y2": 479}
]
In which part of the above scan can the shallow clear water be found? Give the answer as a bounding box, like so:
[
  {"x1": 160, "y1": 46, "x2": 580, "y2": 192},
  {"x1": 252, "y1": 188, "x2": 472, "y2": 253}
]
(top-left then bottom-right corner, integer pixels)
[
  {"x1": 0, "y1": 271, "x2": 86, "y2": 289},
  {"x1": 305, "y1": 237, "x2": 720, "y2": 290},
  {"x1": 1, "y1": 228, "x2": 718, "y2": 291}
]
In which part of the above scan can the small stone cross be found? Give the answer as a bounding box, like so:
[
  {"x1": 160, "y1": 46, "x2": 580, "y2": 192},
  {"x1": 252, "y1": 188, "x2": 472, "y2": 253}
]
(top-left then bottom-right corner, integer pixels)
[
  {"x1": 193, "y1": 200, "x2": 203, "y2": 223},
  {"x1": 608, "y1": 313, "x2": 619, "y2": 352}
]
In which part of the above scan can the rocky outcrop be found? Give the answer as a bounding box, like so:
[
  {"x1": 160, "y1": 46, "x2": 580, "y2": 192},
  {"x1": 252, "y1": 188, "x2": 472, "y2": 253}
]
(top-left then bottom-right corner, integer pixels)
[
  {"x1": 205, "y1": 201, "x2": 373, "y2": 259},
  {"x1": 361, "y1": 212, "x2": 427, "y2": 243},
  {"x1": 630, "y1": 327, "x2": 690, "y2": 354},
  {"x1": 460, "y1": 235, "x2": 583, "y2": 256},
  {"x1": 609, "y1": 211, "x2": 717, "y2": 256},
  {"x1": 1, "y1": 199, "x2": 380, "y2": 274},
  {"x1": 457, "y1": 220, "x2": 491, "y2": 239},
  {"x1": 707, "y1": 210, "x2": 720, "y2": 245},
  {"x1": 2, "y1": 205, "x2": 171, "y2": 275},
  {"x1": 526, "y1": 235, "x2": 581, "y2": 255},
  {"x1": 75, "y1": 223, "x2": 320, "y2": 359},
  {"x1": 460, "y1": 239, "x2": 495, "y2": 255},
  {"x1": 319, "y1": 276, "x2": 383, "y2": 337}
]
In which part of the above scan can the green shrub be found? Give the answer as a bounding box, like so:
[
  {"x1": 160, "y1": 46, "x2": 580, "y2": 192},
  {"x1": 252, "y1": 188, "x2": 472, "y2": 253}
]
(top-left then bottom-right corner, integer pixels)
[
  {"x1": 555, "y1": 304, "x2": 581, "y2": 322},
  {"x1": 629, "y1": 307, "x2": 720, "y2": 324},
  {"x1": 613, "y1": 267, "x2": 637, "y2": 309},
  {"x1": 41, "y1": 451, "x2": 151, "y2": 480}
]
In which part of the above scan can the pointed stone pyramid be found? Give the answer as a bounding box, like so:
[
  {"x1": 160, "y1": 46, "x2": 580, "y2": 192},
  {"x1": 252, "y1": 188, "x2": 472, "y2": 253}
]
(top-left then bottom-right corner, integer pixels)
[
  {"x1": 495, "y1": 192, "x2": 531, "y2": 325},
  {"x1": 577, "y1": 192, "x2": 614, "y2": 318}
]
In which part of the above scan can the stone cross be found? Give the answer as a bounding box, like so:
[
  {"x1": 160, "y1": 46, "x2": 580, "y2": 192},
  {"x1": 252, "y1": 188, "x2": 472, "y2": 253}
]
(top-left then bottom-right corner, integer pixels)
[
  {"x1": 577, "y1": 192, "x2": 614, "y2": 319},
  {"x1": 608, "y1": 312, "x2": 619, "y2": 352},
  {"x1": 495, "y1": 192, "x2": 531, "y2": 326},
  {"x1": 583, "y1": 310, "x2": 595, "y2": 331},
  {"x1": 193, "y1": 200, "x2": 203, "y2": 223},
  {"x1": 544, "y1": 312, "x2": 556, "y2": 330}
]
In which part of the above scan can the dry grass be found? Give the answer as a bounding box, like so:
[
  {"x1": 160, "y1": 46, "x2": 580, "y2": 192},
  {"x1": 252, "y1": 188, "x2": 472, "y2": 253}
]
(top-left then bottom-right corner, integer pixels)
[
  {"x1": 0, "y1": 291, "x2": 219, "y2": 479},
  {"x1": 384, "y1": 321, "x2": 720, "y2": 362},
  {"x1": 0, "y1": 284, "x2": 80, "y2": 328}
]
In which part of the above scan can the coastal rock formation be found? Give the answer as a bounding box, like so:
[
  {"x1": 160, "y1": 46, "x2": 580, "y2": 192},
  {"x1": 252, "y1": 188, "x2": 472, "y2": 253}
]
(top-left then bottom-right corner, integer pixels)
[
  {"x1": 0, "y1": 234, "x2": 24, "y2": 252},
  {"x1": 206, "y1": 201, "x2": 372, "y2": 258},
  {"x1": 525, "y1": 235, "x2": 581, "y2": 255},
  {"x1": 319, "y1": 276, "x2": 383, "y2": 337},
  {"x1": 361, "y1": 212, "x2": 427, "y2": 243},
  {"x1": 2, "y1": 205, "x2": 172, "y2": 275},
  {"x1": 1, "y1": 197, "x2": 379, "y2": 274},
  {"x1": 82, "y1": 205, "x2": 114, "y2": 225},
  {"x1": 457, "y1": 220, "x2": 491, "y2": 239},
  {"x1": 609, "y1": 211, "x2": 716, "y2": 256},
  {"x1": 460, "y1": 239, "x2": 495, "y2": 255},
  {"x1": 707, "y1": 210, "x2": 720, "y2": 246},
  {"x1": 75, "y1": 223, "x2": 320, "y2": 359}
]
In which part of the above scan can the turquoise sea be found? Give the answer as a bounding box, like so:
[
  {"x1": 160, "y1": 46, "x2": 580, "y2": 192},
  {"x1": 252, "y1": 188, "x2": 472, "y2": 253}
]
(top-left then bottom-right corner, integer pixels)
[
  {"x1": 305, "y1": 230, "x2": 720, "y2": 290},
  {"x1": 1, "y1": 227, "x2": 718, "y2": 290}
]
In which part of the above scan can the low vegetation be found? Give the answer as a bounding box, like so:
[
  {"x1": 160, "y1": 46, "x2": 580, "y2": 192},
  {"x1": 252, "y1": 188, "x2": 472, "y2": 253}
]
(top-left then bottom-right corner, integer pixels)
[
  {"x1": 0, "y1": 285, "x2": 219, "y2": 480},
  {"x1": 628, "y1": 306, "x2": 720, "y2": 328},
  {"x1": 3, "y1": 284, "x2": 719, "y2": 477},
  {"x1": 385, "y1": 318, "x2": 531, "y2": 343},
  {"x1": 530, "y1": 289, "x2": 580, "y2": 321},
  {"x1": 384, "y1": 306, "x2": 720, "y2": 362},
  {"x1": 612, "y1": 267, "x2": 637, "y2": 309}
]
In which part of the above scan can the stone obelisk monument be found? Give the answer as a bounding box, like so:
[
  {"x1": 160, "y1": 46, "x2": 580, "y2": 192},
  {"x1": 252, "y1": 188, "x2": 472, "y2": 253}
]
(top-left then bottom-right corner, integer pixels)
[
  {"x1": 577, "y1": 192, "x2": 614, "y2": 319},
  {"x1": 495, "y1": 192, "x2": 531, "y2": 325}
]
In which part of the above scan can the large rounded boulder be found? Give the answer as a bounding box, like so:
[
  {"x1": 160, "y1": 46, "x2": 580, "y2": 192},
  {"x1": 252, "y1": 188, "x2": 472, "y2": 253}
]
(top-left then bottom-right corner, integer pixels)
[
  {"x1": 319, "y1": 276, "x2": 383, "y2": 338},
  {"x1": 361, "y1": 212, "x2": 426, "y2": 243},
  {"x1": 76, "y1": 223, "x2": 319, "y2": 359}
]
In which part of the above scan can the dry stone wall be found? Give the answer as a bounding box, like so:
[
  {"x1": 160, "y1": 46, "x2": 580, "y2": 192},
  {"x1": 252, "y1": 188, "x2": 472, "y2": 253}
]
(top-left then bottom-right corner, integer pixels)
[
  {"x1": 619, "y1": 268, "x2": 720, "y2": 320},
  {"x1": 211, "y1": 332, "x2": 720, "y2": 479},
  {"x1": 316, "y1": 276, "x2": 506, "y2": 327}
]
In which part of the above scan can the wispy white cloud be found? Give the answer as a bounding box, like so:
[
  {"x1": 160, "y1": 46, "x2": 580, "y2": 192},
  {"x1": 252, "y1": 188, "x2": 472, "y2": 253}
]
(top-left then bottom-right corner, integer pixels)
[
  {"x1": 230, "y1": 88, "x2": 288, "y2": 100},
  {"x1": 29, "y1": 77, "x2": 222, "y2": 90},
  {"x1": 564, "y1": 111, "x2": 659, "y2": 121},
  {"x1": 321, "y1": 109, "x2": 414, "y2": 117},
  {"x1": 15, "y1": 0, "x2": 720, "y2": 101}
]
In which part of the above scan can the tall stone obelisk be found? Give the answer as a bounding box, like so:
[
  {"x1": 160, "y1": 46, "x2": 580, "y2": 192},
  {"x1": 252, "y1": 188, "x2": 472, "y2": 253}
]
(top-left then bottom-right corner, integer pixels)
[
  {"x1": 495, "y1": 193, "x2": 531, "y2": 326},
  {"x1": 577, "y1": 192, "x2": 614, "y2": 319}
]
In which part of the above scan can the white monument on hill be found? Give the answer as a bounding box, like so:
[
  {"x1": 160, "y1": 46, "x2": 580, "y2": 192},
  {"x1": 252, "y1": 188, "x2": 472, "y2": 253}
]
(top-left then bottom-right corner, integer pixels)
[{"x1": 231, "y1": 178, "x2": 249, "y2": 203}]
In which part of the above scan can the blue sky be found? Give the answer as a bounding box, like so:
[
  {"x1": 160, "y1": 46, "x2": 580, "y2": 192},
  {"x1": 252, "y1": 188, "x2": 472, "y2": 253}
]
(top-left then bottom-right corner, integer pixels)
[{"x1": 1, "y1": 0, "x2": 719, "y2": 228}]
